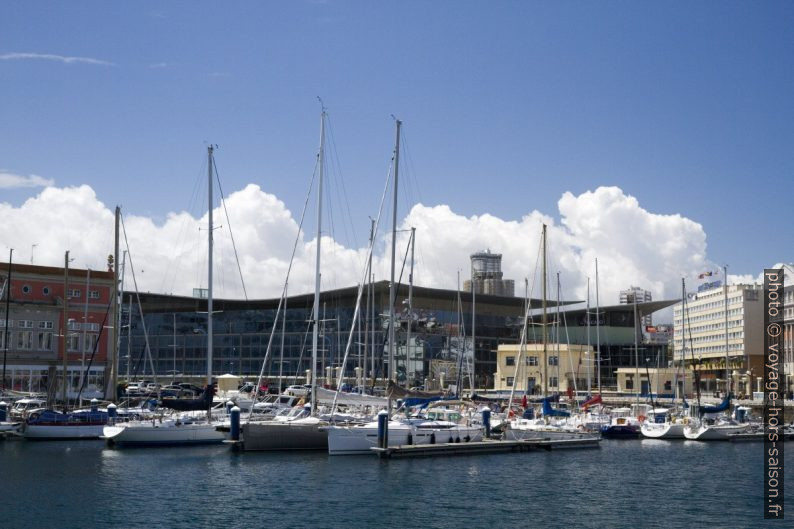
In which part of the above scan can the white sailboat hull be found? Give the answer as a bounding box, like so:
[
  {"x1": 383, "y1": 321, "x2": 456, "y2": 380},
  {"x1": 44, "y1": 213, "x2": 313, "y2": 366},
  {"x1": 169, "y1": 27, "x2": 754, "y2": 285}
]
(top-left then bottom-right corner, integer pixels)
[
  {"x1": 103, "y1": 420, "x2": 226, "y2": 446},
  {"x1": 683, "y1": 423, "x2": 749, "y2": 441},
  {"x1": 641, "y1": 422, "x2": 686, "y2": 439},
  {"x1": 327, "y1": 422, "x2": 413, "y2": 455},
  {"x1": 505, "y1": 422, "x2": 600, "y2": 442},
  {"x1": 327, "y1": 422, "x2": 483, "y2": 455},
  {"x1": 21, "y1": 423, "x2": 105, "y2": 440}
]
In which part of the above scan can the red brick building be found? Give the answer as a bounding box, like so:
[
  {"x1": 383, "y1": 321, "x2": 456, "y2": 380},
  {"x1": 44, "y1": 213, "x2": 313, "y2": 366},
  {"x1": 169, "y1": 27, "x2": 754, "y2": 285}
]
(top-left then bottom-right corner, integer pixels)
[{"x1": 1, "y1": 261, "x2": 115, "y2": 399}]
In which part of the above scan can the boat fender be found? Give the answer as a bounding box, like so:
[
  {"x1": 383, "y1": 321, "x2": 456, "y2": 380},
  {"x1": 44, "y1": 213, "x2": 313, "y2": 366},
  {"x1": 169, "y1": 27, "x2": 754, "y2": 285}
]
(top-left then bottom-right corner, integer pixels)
[
  {"x1": 638, "y1": 415, "x2": 646, "y2": 423},
  {"x1": 448, "y1": 436, "x2": 453, "y2": 443},
  {"x1": 464, "y1": 435, "x2": 471, "y2": 442},
  {"x1": 430, "y1": 433, "x2": 436, "y2": 444}
]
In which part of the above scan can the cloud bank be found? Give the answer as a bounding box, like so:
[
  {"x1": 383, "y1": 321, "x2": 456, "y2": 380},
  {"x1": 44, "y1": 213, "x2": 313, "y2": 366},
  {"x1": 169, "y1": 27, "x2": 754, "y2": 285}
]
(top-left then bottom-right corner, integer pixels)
[{"x1": 0, "y1": 182, "x2": 733, "y2": 309}]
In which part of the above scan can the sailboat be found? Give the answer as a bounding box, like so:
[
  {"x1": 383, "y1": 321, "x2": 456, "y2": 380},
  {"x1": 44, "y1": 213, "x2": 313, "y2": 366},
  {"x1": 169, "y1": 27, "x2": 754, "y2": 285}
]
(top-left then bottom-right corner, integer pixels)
[
  {"x1": 504, "y1": 225, "x2": 600, "y2": 443},
  {"x1": 683, "y1": 269, "x2": 749, "y2": 441},
  {"x1": 238, "y1": 107, "x2": 333, "y2": 451},
  {"x1": 102, "y1": 146, "x2": 227, "y2": 447},
  {"x1": 641, "y1": 279, "x2": 689, "y2": 439}
]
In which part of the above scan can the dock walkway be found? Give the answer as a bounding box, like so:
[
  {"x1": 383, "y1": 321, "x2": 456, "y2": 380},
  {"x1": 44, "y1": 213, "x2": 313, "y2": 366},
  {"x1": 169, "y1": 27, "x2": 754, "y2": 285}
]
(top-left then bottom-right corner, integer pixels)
[{"x1": 371, "y1": 437, "x2": 600, "y2": 459}]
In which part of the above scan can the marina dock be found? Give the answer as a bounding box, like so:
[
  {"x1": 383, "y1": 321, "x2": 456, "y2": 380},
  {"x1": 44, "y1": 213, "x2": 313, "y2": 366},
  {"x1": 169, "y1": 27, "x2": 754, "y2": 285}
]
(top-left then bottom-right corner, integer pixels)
[{"x1": 370, "y1": 437, "x2": 600, "y2": 459}]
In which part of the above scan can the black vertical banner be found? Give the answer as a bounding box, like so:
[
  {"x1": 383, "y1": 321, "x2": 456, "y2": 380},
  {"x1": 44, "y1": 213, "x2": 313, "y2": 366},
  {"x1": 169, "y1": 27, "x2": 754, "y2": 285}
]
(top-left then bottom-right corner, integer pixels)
[{"x1": 764, "y1": 268, "x2": 784, "y2": 519}]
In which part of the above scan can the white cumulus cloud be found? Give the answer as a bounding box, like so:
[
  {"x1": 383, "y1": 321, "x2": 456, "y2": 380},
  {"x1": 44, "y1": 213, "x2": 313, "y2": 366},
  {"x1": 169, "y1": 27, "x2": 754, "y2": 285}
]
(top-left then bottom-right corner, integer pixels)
[
  {"x1": 1, "y1": 183, "x2": 730, "y2": 311},
  {"x1": 0, "y1": 170, "x2": 55, "y2": 189}
]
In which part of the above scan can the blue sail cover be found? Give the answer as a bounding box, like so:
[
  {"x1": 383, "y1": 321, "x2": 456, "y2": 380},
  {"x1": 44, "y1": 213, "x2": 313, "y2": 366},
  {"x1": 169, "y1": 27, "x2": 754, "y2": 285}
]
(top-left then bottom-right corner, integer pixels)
[
  {"x1": 701, "y1": 394, "x2": 731, "y2": 415},
  {"x1": 541, "y1": 395, "x2": 570, "y2": 417}
]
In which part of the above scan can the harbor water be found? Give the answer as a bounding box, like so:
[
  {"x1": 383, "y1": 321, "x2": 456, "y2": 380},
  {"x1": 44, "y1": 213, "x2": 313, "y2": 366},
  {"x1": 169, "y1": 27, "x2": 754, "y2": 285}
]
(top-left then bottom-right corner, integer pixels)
[{"x1": 1, "y1": 439, "x2": 790, "y2": 528}]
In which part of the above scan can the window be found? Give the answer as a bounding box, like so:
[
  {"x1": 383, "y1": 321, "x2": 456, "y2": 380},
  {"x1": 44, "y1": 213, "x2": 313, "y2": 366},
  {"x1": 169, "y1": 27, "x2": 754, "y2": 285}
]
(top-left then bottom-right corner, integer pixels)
[
  {"x1": 17, "y1": 330, "x2": 33, "y2": 349},
  {"x1": 505, "y1": 356, "x2": 515, "y2": 366},
  {"x1": 83, "y1": 323, "x2": 100, "y2": 332},
  {"x1": 18, "y1": 320, "x2": 33, "y2": 329},
  {"x1": 527, "y1": 356, "x2": 538, "y2": 366},
  {"x1": 68, "y1": 289, "x2": 81, "y2": 298},
  {"x1": 664, "y1": 380, "x2": 672, "y2": 391},
  {"x1": 37, "y1": 331, "x2": 52, "y2": 351},
  {"x1": 550, "y1": 377, "x2": 558, "y2": 388},
  {"x1": 625, "y1": 377, "x2": 634, "y2": 390},
  {"x1": 38, "y1": 321, "x2": 54, "y2": 329},
  {"x1": 0, "y1": 330, "x2": 9, "y2": 349},
  {"x1": 42, "y1": 286, "x2": 50, "y2": 295},
  {"x1": 527, "y1": 377, "x2": 536, "y2": 390},
  {"x1": 88, "y1": 290, "x2": 100, "y2": 299},
  {"x1": 548, "y1": 355, "x2": 558, "y2": 366},
  {"x1": 67, "y1": 334, "x2": 80, "y2": 352},
  {"x1": 22, "y1": 285, "x2": 31, "y2": 294},
  {"x1": 506, "y1": 376, "x2": 514, "y2": 387}
]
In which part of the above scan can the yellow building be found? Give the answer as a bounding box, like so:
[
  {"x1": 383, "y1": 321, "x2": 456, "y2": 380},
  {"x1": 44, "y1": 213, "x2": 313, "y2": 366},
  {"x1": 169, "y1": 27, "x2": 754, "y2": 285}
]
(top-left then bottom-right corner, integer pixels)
[
  {"x1": 615, "y1": 367, "x2": 694, "y2": 396},
  {"x1": 493, "y1": 343, "x2": 592, "y2": 394}
]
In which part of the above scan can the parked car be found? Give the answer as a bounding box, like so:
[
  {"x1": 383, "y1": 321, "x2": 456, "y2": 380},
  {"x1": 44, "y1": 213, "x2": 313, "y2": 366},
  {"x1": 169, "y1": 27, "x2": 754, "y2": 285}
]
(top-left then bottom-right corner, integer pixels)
[{"x1": 285, "y1": 384, "x2": 312, "y2": 397}]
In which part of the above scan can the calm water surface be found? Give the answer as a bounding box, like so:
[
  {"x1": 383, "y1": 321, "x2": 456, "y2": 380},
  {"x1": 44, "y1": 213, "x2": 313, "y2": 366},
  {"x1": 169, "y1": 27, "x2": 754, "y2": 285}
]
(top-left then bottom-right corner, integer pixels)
[{"x1": 1, "y1": 438, "x2": 790, "y2": 528}]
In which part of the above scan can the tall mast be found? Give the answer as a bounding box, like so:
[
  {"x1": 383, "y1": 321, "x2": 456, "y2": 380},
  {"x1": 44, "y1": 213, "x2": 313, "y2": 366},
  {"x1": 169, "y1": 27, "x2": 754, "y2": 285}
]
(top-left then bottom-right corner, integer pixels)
[
  {"x1": 633, "y1": 290, "x2": 640, "y2": 407},
  {"x1": 555, "y1": 272, "x2": 561, "y2": 395},
  {"x1": 310, "y1": 108, "x2": 326, "y2": 414},
  {"x1": 723, "y1": 264, "x2": 729, "y2": 395},
  {"x1": 471, "y1": 250, "x2": 476, "y2": 392},
  {"x1": 586, "y1": 277, "x2": 591, "y2": 393},
  {"x1": 407, "y1": 227, "x2": 415, "y2": 386},
  {"x1": 110, "y1": 206, "x2": 120, "y2": 402},
  {"x1": 79, "y1": 268, "x2": 91, "y2": 400},
  {"x1": 364, "y1": 218, "x2": 374, "y2": 387},
  {"x1": 678, "y1": 278, "x2": 686, "y2": 404},
  {"x1": 278, "y1": 282, "x2": 287, "y2": 394},
  {"x1": 595, "y1": 258, "x2": 602, "y2": 393},
  {"x1": 541, "y1": 224, "x2": 547, "y2": 396},
  {"x1": 388, "y1": 119, "x2": 402, "y2": 384},
  {"x1": 2, "y1": 248, "x2": 12, "y2": 393},
  {"x1": 61, "y1": 251, "x2": 70, "y2": 407},
  {"x1": 207, "y1": 145, "x2": 214, "y2": 386}
]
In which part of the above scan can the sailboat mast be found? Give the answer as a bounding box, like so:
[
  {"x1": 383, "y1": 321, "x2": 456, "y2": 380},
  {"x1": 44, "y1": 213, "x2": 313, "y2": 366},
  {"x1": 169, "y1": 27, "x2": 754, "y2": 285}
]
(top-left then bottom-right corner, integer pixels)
[
  {"x1": 388, "y1": 119, "x2": 401, "y2": 384},
  {"x1": 723, "y1": 264, "x2": 729, "y2": 395},
  {"x1": 278, "y1": 283, "x2": 287, "y2": 394},
  {"x1": 556, "y1": 272, "x2": 561, "y2": 395},
  {"x1": 586, "y1": 277, "x2": 591, "y2": 393},
  {"x1": 61, "y1": 250, "x2": 69, "y2": 407},
  {"x1": 678, "y1": 278, "x2": 686, "y2": 403},
  {"x1": 595, "y1": 258, "x2": 601, "y2": 393},
  {"x1": 111, "y1": 206, "x2": 120, "y2": 402},
  {"x1": 207, "y1": 145, "x2": 214, "y2": 386},
  {"x1": 541, "y1": 224, "x2": 547, "y2": 396},
  {"x1": 311, "y1": 109, "x2": 326, "y2": 414},
  {"x1": 407, "y1": 227, "x2": 415, "y2": 386},
  {"x1": 633, "y1": 290, "x2": 640, "y2": 406},
  {"x1": 471, "y1": 250, "x2": 476, "y2": 392},
  {"x1": 2, "y1": 249, "x2": 12, "y2": 393}
]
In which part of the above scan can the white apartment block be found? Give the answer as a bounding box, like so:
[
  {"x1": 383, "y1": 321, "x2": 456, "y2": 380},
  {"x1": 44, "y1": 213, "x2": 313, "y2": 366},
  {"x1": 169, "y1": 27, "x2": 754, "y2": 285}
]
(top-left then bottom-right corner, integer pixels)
[{"x1": 673, "y1": 283, "x2": 764, "y2": 396}]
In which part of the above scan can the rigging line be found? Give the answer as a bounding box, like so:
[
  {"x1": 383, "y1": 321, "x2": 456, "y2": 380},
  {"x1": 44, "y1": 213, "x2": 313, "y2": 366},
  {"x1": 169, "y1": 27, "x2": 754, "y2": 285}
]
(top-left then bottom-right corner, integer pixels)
[
  {"x1": 75, "y1": 300, "x2": 112, "y2": 403},
  {"x1": 330, "y1": 149, "x2": 395, "y2": 416},
  {"x1": 119, "y1": 212, "x2": 157, "y2": 384},
  {"x1": 559, "y1": 274, "x2": 578, "y2": 398},
  {"x1": 326, "y1": 115, "x2": 360, "y2": 250},
  {"x1": 162, "y1": 156, "x2": 207, "y2": 295},
  {"x1": 506, "y1": 237, "x2": 540, "y2": 411},
  {"x1": 291, "y1": 319, "x2": 314, "y2": 386},
  {"x1": 212, "y1": 155, "x2": 248, "y2": 300},
  {"x1": 248, "y1": 145, "x2": 320, "y2": 421}
]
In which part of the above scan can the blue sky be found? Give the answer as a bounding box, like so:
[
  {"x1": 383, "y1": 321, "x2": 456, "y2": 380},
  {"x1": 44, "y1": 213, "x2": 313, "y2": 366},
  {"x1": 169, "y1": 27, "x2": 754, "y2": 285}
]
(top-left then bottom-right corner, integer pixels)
[{"x1": 1, "y1": 1, "x2": 793, "y2": 293}]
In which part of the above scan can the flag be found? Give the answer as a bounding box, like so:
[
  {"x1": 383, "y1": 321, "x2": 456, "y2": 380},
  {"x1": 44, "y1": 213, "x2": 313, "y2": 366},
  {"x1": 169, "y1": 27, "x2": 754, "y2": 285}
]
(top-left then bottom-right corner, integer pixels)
[{"x1": 698, "y1": 271, "x2": 713, "y2": 279}]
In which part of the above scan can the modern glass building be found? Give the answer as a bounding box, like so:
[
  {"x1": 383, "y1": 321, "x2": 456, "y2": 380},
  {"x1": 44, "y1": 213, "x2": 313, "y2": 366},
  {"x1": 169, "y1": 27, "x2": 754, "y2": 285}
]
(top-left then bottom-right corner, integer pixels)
[
  {"x1": 121, "y1": 282, "x2": 676, "y2": 392},
  {"x1": 120, "y1": 281, "x2": 566, "y2": 390}
]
